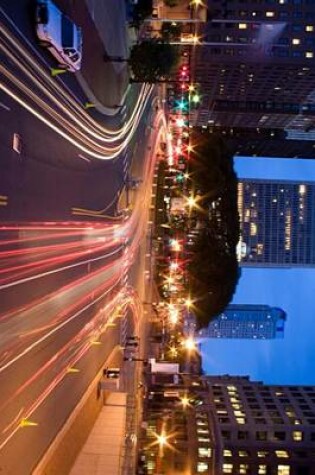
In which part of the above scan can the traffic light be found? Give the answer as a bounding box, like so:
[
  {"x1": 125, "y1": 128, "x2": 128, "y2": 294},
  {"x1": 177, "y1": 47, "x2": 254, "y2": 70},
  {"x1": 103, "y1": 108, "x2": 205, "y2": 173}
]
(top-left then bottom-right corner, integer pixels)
[
  {"x1": 176, "y1": 173, "x2": 184, "y2": 183},
  {"x1": 178, "y1": 64, "x2": 190, "y2": 82}
]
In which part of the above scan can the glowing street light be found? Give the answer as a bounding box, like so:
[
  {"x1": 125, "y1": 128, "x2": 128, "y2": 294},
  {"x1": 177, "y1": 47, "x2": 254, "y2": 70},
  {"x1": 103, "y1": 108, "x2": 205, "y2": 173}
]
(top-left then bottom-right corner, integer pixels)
[
  {"x1": 170, "y1": 239, "x2": 181, "y2": 252},
  {"x1": 183, "y1": 337, "x2": 196, "y2": 351},
  {"x1": 191, "y1": 93, "x2": 200, "y2": 103},
  {"x1": 176, "y1": 118, "x2": 185, "y2": 128},
  {"x1": 186, "y1": 195, "x2": 197, "y2": 208},
  {"x1": 157, "y1": 432, "x2": 167, "y2": 447},
  {"x1": 185, "y1": 297, "x2": 193, "y2": 308},
  {"x1": 170, "y1": 261, "x2": 179, "y2": 271},
  {"x1": 169, "y1": 346, "x2": 178, "y2": 357},
  {"x1": 165, "y1": 275, "x2": 175, "y2": 285},
  {"x1": 180, "y1": 395, "x2": 190, "y2": 408}
]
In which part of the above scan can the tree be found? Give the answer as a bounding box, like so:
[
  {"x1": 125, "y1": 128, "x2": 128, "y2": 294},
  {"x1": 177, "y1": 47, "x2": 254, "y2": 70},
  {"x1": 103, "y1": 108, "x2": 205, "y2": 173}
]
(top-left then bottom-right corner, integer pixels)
[
  {"x1": 186, "y1": 132, "x2": 241, "y2": 327},
  {"x1": 129, "y1": 39, "x2": 179, "y2": 83}
]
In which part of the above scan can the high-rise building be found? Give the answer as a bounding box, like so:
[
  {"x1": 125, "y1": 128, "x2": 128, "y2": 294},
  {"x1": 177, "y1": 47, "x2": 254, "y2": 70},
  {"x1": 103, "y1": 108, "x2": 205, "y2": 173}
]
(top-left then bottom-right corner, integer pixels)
[
  {"x1": 202, "y1": 375, "x2": 315, "y2": 475},
  {"x1": 198, "y1": 304, "x2": 286, "y2": 339},
  {"x1": 140, "y1": 372, "x2": 315, "y2": 474},
  {"x1": 192, "y1": 2, "x2": 315, "y2": 132},
  {"x1": 203, "y1": 126, "x2": 315, "y2": 159},
  {"x1": 238, "y1": 179, "x2": 315, "y2": 267}
]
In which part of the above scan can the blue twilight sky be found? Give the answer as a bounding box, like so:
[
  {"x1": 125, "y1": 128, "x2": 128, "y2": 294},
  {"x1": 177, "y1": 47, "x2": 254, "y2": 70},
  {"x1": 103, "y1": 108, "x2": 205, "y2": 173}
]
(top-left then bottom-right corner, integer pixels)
[{"x1": 201, "y1": 156, "x2": 315, "y2": 385}]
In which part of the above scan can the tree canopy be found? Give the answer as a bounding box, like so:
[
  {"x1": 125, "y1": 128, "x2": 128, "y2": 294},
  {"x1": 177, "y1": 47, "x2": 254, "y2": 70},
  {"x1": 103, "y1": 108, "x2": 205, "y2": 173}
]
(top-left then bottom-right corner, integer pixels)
[
  {"x1": 187, "y1": 131, "x2": 241, "y2": 327},
  {"x1": 129, "y1": 40, "x2": 179, "y2": 83}
]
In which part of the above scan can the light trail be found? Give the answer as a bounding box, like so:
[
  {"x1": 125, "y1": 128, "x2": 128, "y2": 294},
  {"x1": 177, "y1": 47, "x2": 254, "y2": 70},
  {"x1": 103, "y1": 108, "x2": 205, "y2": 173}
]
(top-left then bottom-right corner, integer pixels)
[
  {"x1": 0, "y1": 256, "x2": 126, "y2": 373},
  {"x1": 0, "y1": 29, "x2": 172, "y2": 455},
  {"x1": 0, "y1": 22, "x2": 152, "y2": 141},
  {"x1": 0, "y1": 288, "x2": 137, "y2": 451}
]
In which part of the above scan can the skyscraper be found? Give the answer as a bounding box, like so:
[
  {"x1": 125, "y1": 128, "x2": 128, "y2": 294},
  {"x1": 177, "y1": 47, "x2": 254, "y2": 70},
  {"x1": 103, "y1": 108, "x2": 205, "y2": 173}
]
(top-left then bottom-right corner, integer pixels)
[
  {"x1": 192, "y1": 1, "x2": 315, "y2": 133},
  {"x1": 198, "y1": 304, "x2": 286, "y2": 339},
  {"x1": 238, "y1": 179, "x2": 315, "y2": 267},
  {"x1": 141, "y1": 373, "x2": 315, "y2": 474},
  {"x1": 202, "y1": 375, "x2": 315, "y2": 475}
]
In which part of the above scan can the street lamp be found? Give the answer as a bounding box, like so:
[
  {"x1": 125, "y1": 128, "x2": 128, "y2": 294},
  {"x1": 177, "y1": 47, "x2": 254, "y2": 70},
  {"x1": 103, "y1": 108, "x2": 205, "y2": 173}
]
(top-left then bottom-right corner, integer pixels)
[
  {"x1": 186, "y1": 195, "x2": 197, "y2": 208},
  {"x1": 183, "y1": 337, "x2": 196, "y2": 352},
  {"x1": 180, "y1": 395, "x2": 190, "y2": 408},
  {"x1": 157, "y1": 433, "x2": 167, "y2": 447},
  {"x1": 185, "y1": 297, "x2": 193, "y2": 308}
]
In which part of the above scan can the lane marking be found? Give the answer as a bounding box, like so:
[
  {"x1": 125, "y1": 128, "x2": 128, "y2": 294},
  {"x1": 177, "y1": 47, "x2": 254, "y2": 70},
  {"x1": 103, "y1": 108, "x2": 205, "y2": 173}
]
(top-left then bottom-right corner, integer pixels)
[
  {"x1": 78, "y1": 154, "x2": 91, "y2": 163},
  {"x1": 0, "y1": 101, "x2": 10, "y2": 111}
]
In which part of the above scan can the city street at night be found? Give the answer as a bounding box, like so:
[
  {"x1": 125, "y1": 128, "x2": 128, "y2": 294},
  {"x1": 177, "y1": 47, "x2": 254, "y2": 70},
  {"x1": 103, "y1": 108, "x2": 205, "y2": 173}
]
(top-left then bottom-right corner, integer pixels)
[{"x1": 1, "y1": 1, "x2": 315, "y2": 475}]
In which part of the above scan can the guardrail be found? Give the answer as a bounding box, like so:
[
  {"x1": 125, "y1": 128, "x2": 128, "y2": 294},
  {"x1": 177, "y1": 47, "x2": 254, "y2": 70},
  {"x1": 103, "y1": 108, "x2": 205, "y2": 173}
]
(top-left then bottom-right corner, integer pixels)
[{"x1": 119, "y1": 393, "x2": 139, "y2": 474}]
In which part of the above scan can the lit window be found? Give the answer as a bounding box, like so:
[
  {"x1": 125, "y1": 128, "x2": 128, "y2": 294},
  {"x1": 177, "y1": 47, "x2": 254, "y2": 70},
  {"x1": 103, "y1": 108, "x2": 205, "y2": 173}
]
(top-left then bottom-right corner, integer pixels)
[
  {"x1": 237, "y1": 417, "x2": 246, "y2": 424},
  {"x1": 239, "y1": 451, "x2": 249, "y2": 457},
  {"x1": 217, "y1": 410, "x2": 228, "y2": 415},
  {"x1": 224, "y1": 449, "x2": 232, "y2": 457},
  {"x1": 197, "y1": 420, "x2": 208, "y2": 426},
  {"x1": 250, "y1": 223, "x2": 257, "y2": 236},
  {"x1": 198, "y1": 437, "x2": 210, "y2": 444},
  {"x1": 306, "y1": 52, "x2": 314, "y2": 58},
  {"x1": 278, "y1": 466, "x2": 290, "y2": 475},
  {"x1": 230, "y1": 397, "x2": 241, "y2": 403},
  {"x1": 276, "y1": 450, "x2": 289, "y2": 458},
  {"x1": 198, "y1": 447, "x2": 212, "y2": 458},
  {"x1": 197, "y1": 462, "x2": 209, "y2": 473},
  {"x1": 266, "y1": 11, "x2": 275, "y2": 17},
  {"x1": 197, "y1": 428, "x2": 209, "y2": 435},
  {"x1": 306, "y1": 25, "x2": 314, "y2": 32},
  {"x1": 234, "y1": 411, "x2": 245, "y2": 417},
  {"x1": 239, "y1": 23, "x2": 247, "y2": 29},
  {"x1": 259, "y1": 466, "x2": 267, "y2": 475},
  {"x1": 240, "y1": 464, "x2": 249, "y2": 474},
  {"x1": 292, "y1": 38, "x2": 301, "y2": 45},
  {"x1": 223, "y1": 464, "x2": 233, "y2": 474},
  {"x1": 257, "y1": 451, "x2": 268, "y2": 458},
  {"x1": 293, "y1": 431, "x2": 303, "y2": 441},
  {"x1": 147, "y1": 460, "x2": 155, "y2": 470}
]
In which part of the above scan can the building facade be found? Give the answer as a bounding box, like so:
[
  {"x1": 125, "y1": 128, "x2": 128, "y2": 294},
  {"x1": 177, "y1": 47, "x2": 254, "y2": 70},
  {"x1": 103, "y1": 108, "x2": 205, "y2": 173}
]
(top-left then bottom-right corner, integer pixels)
[
  {"x1": 198, "y1": 304, "x2": 286, "y2": 339},
  {"x1": 139, "y1": 372, "x2": 315, "y2": 474},
  {"x1": 203, "y1": 375, "x2": 315, "y2": 475},
  {"x1": 192, "y1": 1, "x2": 315, "y2": 132},
  {"x1": 238, "y1": 179, "x2": 315, "y2": 267}
]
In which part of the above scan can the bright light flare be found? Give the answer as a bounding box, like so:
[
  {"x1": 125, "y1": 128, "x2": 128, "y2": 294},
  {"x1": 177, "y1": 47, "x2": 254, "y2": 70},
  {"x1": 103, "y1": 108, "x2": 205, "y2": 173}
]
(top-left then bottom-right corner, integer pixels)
[
  {"x1": 170, "y1": 239, "x2": 181, "y2": 252},
  {"x1": 176, "y1": 118, "x2": 185, "y2": 128},
  {"x1": 186, "y1": 195, "x2": 197, "y2": 208},
  {"x1": 157, "y1": 432, "x2": 167, "y2": 446},
  {"x1": 181, "y1": 395, "x2": 190, "y2": 408},
  {"x1": 183, "y1": 337, "x2": 196, "y2": 351}
]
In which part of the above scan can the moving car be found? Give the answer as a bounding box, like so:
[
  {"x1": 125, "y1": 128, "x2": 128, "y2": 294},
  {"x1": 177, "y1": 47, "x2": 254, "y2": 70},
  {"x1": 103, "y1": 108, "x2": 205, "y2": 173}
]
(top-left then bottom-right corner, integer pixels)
[{"x1": 35, "y1": 0, "x2": 82, "y2": 72}]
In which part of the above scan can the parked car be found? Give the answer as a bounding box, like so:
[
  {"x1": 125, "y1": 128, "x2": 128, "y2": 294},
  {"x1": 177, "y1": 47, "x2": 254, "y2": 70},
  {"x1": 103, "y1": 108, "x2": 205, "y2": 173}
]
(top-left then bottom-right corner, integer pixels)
[
  {"x1": 104, "y1": 367, "x2": 120, "y2": 379},
  {"x1": 35, "y1": 0, "x2": 82, "y2": 72}
]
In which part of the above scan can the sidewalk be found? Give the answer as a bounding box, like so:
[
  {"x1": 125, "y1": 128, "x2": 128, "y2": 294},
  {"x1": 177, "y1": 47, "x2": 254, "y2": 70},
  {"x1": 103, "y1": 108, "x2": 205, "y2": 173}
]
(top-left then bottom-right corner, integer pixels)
[{"x1": 69, "y1": 393, "x2": 127, "y2": 475}]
